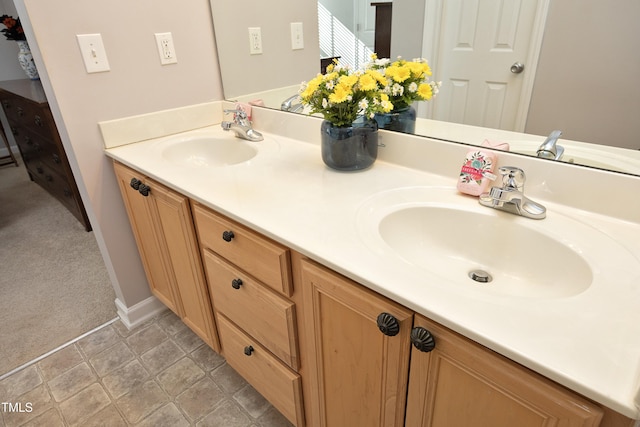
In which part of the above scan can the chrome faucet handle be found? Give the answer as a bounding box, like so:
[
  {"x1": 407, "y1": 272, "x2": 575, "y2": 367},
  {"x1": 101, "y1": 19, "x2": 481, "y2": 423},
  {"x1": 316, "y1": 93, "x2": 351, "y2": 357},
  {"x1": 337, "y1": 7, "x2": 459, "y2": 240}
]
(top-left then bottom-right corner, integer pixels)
[
  {"x1": 223, "y1": 107, "x2": 247, "y2": 119},
  {"x1": 498, "y1": 166, "x2": 525, "y2": 192}
]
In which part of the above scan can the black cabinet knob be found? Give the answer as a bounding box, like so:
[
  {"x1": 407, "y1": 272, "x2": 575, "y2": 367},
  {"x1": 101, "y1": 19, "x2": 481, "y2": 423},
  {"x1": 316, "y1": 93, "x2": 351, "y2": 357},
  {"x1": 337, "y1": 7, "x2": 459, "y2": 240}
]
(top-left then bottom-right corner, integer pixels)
[
  {"x1": 17, "y1": 107, "x2": 24, "y2": 117},
  {"x1": 36, "y1": 166, "x2": 43, "y2": 174},
  {"x1": 138, "y1": 184, "x2": 151, "y2": 197},
  {"x1": 52, "y1": 154, "x2": 61, "y2": 164},
  {"x1": 222, "y1": 230, "x2": 235, "y2": 242},
  {"x1": 376, "y1": 312, "x2": 400, "y2": 337},
  {"x1": 244, "y1": 345, "x2": 254, "y2": 356},
  {"x1": 34, "y1": 115, "x2": 43, "y2": 127},
  {"x1": 231, "y1": 278, "x2": 243, "y2": 289},
  {"x1": 410, "y1": 327, "x2": 436, "y2": 353},
  {"x1": 130, "y1": 178, "x2": 141, "y2": 190}
]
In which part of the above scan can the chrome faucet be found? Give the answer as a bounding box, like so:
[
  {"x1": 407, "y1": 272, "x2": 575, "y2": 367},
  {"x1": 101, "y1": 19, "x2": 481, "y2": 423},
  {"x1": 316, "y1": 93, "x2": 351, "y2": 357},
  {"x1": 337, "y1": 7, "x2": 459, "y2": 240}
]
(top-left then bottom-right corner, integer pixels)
[
  {"x1": 536, "y1": 130, "x2": 564, "y2": 160},
  {"x1": 221, "y1": 105, "x2": 263, "y2": 142},
  {"x1": 281, "y1": 94, "x2": 304, "y2": 113},
  {"x1": 479, "y1": 166, "x2": 546, "y2": 219}
]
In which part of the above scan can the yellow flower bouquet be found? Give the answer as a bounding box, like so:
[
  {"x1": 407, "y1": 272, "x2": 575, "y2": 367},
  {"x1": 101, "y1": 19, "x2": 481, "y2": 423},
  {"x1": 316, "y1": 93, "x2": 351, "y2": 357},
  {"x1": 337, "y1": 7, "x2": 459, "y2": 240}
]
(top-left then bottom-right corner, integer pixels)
[
  {"x1": 299, "y1": 60, "x2": 393, "y2": 127},
  {"x1": 366, "y1": 55, "x2": 441, "y2": 111}
]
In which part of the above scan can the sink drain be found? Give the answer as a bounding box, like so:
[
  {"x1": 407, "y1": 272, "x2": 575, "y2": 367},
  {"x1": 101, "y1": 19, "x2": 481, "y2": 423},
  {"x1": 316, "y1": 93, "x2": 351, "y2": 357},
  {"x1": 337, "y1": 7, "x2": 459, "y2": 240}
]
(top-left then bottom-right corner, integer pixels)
[{"x1": 468, "y1": 270, "x2": 492, "y2": 283}]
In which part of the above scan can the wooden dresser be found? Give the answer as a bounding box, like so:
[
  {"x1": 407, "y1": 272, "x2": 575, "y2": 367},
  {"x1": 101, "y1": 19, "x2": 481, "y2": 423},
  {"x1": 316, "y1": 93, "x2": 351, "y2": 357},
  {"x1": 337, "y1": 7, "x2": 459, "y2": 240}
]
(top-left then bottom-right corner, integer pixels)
[{"x1": 0, "y1": 79, "x2": 91, "y2": 231}]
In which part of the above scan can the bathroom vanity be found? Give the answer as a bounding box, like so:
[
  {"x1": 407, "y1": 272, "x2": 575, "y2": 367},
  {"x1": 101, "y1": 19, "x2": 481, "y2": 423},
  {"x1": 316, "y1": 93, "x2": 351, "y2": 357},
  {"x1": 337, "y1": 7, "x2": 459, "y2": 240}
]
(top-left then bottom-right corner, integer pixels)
[{"x1": 103, "y1": 102, "x2": 640, "y2": 426}]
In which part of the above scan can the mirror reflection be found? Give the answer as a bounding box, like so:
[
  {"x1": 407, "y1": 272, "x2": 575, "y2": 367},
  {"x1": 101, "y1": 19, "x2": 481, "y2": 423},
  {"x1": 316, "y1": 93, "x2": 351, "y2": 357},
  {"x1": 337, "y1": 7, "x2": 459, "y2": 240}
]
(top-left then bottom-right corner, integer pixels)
[{"x1": 210, "y1": 0, "x2": 640, "y2": 176}]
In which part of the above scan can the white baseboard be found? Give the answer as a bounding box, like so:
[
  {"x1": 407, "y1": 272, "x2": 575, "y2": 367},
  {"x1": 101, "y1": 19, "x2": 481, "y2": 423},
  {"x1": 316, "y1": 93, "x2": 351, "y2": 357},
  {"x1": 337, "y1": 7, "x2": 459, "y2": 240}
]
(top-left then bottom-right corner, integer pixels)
[{"x1": 114, "y1": 296, "x2": 167, "y2": 330}]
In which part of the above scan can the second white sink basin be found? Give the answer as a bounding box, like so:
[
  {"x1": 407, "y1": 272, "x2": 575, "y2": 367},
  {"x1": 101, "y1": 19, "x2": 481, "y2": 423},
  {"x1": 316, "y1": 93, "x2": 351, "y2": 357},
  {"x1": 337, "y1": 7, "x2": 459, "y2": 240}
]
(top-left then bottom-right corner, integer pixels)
[{"x1": 356, "y1": 187, "x2": 638, "y2": 299}]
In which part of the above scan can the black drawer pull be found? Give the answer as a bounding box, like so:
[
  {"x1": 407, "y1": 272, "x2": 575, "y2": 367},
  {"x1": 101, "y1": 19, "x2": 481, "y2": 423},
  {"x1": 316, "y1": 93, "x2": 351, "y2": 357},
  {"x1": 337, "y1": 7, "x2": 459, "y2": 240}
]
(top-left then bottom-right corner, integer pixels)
[
  {"x1": 410, "y1": 327, "x2": 436, "y2": 353},
  {"x1": 231, "y1": 278, "x2": 243, "y2": 290},
  {"x1": 17, "y1": 107, "x2": 24, "y2": 117},
  {"x1": 222, "y1": 230, "x2": 235, "y2": 242},
  {"x1": 244, "y1": 345, "x2": 254, "y2": 356},
  {"x1": 34, "y1": 115, "x2": 43, "y2": 127},
  {"x1": 138, "y1": 184, "x2": 151, "y2": 197},
  {"x1": 129, "y1": 178, "x2": 141, "y2": 190}
]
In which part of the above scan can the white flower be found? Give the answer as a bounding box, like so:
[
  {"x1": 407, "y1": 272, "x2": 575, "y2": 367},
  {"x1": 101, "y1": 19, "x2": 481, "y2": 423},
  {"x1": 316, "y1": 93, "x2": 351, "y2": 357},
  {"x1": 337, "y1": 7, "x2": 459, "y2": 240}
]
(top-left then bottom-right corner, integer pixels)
[
  {"x1": 358, "y1": 98, "x2": 369, "y2": 110},
  {"x1": 408, "y1": 82, "x2": 418, "y2": 93},
  {"x1": 325, "y1": 81, "x2": 334, "y2": 90},
  {"x1": 391, "y1": 83, "x2": 404, "y2": 96},
  {"x1": 322, "y1": 98, "x2": 328, "y2": 108}
]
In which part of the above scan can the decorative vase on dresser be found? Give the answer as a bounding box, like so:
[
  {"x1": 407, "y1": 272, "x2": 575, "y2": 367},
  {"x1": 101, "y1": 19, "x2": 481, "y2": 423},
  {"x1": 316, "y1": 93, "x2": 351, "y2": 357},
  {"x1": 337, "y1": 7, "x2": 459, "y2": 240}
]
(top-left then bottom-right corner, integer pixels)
[
  {"x1": 320, "y1": 118, "x2": 378, "y2": 171},
  {"x1": 0, "y1": 79, "x2": 90, "y2": 230},
  {"x1": 16, "y1": 40, "x2": 39, "y2": 80}
]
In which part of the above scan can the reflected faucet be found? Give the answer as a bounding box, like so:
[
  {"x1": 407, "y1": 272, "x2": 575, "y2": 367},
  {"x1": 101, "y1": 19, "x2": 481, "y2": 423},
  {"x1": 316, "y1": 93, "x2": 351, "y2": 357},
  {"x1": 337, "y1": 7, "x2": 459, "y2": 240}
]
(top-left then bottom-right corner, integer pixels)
[
  {"x1": 281, "y1": 94, "x2": 304, "y2": 113},
  {"x1": 536, "y1": 130, "x2": 564, "y2": 160},
  {"x1": 221, "y1": 105, "x2": 264, "y2": 142},
  {"x1": 479, "y1": 166, "x2": 546, "y2": 219}
]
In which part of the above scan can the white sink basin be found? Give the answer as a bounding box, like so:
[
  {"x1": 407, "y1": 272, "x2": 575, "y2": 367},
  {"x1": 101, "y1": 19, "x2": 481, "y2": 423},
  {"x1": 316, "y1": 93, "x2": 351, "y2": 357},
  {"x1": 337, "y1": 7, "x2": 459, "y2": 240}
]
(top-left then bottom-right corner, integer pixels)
[
  {"x1": 356, "y1": 187, "x2": 638, "y2": 299},
  {"x1": 161, "y1": 135, "x2": 259, "y2": 167}
]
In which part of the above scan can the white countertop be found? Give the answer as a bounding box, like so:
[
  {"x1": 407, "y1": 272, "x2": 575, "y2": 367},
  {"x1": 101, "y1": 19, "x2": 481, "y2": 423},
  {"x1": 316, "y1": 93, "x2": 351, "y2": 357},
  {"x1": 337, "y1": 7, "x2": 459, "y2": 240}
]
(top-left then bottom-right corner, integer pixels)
[{"x1": 103, "y1": 104, "x2": 640, "y2": 419}]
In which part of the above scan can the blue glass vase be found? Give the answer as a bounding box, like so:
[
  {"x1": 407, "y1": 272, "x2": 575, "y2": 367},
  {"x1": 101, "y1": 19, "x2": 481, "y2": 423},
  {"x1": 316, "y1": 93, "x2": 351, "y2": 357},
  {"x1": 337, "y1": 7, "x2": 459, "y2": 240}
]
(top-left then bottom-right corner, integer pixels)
[
  {"x1": 374, "y1": 106, "x2": 416, "y2": 134},
  {"x1": 321, "y1": 118, "x2": 378, "y2": 171}
]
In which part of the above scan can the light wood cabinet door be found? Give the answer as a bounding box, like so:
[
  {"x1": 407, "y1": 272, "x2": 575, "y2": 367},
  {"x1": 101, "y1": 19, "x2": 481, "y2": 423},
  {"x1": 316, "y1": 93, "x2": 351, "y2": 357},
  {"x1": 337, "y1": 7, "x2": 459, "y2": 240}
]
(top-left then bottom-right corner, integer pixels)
[
  {"x1": 113, "y1": 162, "x2": 219, "y2": 351},
  {"x1": 113, "y1": 162, "x2": 181, "y2": 315},
  {"x1": 405, "y1": 314, "x2": 603, "y2": 427},
  {"x1": 299, "y1": 258, "x2": 413, "y2": 427}
]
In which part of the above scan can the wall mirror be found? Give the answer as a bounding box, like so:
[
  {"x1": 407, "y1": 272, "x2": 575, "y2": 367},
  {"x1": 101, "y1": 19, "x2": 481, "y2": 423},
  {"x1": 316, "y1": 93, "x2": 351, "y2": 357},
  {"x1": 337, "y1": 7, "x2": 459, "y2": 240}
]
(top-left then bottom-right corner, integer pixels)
[{"x1": 210, "y1": 0, "x2": 640, "y2": 177}]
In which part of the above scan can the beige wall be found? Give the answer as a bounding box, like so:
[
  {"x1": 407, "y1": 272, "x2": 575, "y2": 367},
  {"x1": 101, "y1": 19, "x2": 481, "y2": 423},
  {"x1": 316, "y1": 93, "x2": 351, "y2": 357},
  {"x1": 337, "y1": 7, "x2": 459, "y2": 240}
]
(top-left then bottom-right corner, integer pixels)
[
  {"x1": 210, "y1": 0, "x2": 319, "y2": 99},
  {"x1": 16, "y1": 0, "x2": 224, "y2": 311},
  {"x1": 525, "y1": 0, "x2": 640, "y2": 150}
]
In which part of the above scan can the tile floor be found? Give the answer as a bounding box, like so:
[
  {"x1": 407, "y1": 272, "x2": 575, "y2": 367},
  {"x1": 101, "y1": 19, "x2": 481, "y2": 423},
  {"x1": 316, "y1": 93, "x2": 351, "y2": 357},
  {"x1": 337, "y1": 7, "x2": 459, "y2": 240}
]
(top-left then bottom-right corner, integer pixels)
[{"x1": 0, "y1": 310, "x2": 294, "y2": 427}]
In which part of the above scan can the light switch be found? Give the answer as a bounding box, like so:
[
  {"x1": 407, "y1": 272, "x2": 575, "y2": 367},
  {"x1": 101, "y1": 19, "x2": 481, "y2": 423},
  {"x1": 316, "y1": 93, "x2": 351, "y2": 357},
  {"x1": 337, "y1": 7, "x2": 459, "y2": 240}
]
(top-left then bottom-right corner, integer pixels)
[
  {"x1": 290, "y1": 22, "x2": 304, "y2": 50},
  {"x1": 76, "y1": 34, "x2": 110, "y2": 73}
]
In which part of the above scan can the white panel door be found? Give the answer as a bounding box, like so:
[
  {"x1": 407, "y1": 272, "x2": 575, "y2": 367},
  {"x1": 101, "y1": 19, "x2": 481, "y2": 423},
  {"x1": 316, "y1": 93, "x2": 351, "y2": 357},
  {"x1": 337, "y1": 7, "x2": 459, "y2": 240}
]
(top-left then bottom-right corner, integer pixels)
[
  {"x1": 432, "y1": 0, "x2": 540, "y2": 130},
  {"x1": 355, "y1": 0, "x2": 376, "y2": 49}
]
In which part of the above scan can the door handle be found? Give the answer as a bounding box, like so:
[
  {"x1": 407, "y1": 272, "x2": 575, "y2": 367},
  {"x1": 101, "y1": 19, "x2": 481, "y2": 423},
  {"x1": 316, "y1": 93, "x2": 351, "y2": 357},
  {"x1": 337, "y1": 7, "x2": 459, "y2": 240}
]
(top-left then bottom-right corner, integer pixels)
[{"x1": 510, "y1": 62, "x2": 525, "y2": 74}]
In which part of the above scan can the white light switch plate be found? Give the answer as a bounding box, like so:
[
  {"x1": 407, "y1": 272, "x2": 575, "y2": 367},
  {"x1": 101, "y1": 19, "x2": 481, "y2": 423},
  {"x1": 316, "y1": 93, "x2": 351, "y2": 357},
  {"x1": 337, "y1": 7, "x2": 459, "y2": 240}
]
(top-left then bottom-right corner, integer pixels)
[
  {"x1": 290, "y1": 22, "x2": 304, "y2": 50},
  {"x1": 76, "y1": 34, "x2": 110, "y2": 73}
]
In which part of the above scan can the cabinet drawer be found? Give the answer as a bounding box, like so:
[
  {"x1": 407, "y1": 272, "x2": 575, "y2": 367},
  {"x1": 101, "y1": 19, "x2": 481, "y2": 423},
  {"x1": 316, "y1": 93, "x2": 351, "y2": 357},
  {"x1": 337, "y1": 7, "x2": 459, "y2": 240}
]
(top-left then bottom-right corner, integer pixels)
[
  {"x1": 217, "y1": 314, "x2": 304, "y2": 426},
  {"x1": 16, "y1": 128, "x2": 65, "y2": 175},
  {"x1": 193, "y1": 203, "x2": 292, "y2": 296},
  {"x1": 31, "y1": 163, "x2": 77, "y2": 213},
  {"x1": 1, "y1": 95, "x2": 56, "y2": 138},
  {"x1": 203, "y1": 251, "x2": 298, "y2": 369}
]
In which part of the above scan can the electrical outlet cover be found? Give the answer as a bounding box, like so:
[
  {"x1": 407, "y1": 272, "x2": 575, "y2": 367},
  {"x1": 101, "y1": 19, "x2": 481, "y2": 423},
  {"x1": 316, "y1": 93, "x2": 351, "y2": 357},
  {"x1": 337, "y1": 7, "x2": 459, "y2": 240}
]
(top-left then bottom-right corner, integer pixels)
[
  {"x1": 248, "y1": 27, "x2": 263, "y2": 55},
  {"x1": 154, "y1": 32, "x2": 178, "y2": 65}
]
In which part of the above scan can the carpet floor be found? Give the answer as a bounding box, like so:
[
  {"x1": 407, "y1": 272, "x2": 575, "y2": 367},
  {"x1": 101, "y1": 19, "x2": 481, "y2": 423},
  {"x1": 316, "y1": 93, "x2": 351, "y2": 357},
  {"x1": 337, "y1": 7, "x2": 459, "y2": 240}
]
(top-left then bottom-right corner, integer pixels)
[{"x1": 0, "y1": 157, "x2": 116, "y2": 376}]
